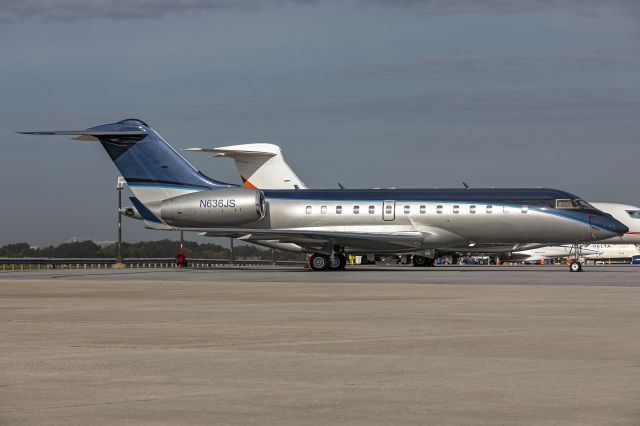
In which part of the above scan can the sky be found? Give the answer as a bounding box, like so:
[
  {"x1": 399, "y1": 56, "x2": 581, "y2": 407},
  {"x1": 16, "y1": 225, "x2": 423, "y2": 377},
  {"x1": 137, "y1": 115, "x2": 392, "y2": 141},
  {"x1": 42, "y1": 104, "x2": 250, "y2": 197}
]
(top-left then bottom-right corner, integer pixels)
[{"x1": 1, "y1": 0, "x2": 639, "y2": 245}]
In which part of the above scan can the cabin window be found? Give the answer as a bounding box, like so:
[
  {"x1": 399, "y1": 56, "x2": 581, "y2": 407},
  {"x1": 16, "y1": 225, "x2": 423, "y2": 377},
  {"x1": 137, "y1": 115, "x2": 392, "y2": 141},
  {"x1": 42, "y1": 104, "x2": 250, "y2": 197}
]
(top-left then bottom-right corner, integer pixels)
[
  {"x1": 436, "y1": 205, "x2": 443, "y2": 214},
  {"x1": 486, "y1": 205, "x2": 493, "y2": 214},
  {"x1": 470, "y1": 205, "x2": 476, "y2": 214},
  {"x1": 305, "y1": 206, "x2": 312, "y2": 214},
  {"x1": 353, "y1": 206, "x2": 360, "y2": 214},
  {"x1": 419, "y1": 205, "x2": 426, "y2": 214},
  {"x1": 369, "y1": 205, "x2": 375, "y2": 214},
  {"x1": 321, "y1": 206, "x2": 327, "y2": 214},
  {"x1": 521, "y1": 205, "x2": 528, "y2": 214},
  {"x1": 404, "y1": 205, "x2": 410, "y2": 214},
  {"x1": 336, "y1": 205, "x2": 342, "y2": 214},
  {"x1": 626, "y1": 210, "x2": 640, "y2": 219},
  {"x1": 453, "y1": 205, "x2": 460, "y2": 214}
]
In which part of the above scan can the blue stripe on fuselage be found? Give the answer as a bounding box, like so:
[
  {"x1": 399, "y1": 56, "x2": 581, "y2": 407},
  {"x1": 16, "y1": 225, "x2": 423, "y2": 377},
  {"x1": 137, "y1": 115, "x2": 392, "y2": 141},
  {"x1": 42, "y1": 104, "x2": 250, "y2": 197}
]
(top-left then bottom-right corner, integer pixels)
[
  {"x1": 263, "y1": 191, "x2": 616, "y2": 234},
  {"x1": 262, "y1": 187, "x2": 581, "y2": 203}
]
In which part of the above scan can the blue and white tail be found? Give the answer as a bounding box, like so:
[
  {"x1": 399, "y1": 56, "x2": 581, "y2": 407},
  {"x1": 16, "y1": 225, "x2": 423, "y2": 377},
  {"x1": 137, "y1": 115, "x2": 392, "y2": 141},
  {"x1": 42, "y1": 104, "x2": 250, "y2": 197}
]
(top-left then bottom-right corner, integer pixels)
[{"x1": 20, "y1": 119, "x2": 236, "y2": 205}]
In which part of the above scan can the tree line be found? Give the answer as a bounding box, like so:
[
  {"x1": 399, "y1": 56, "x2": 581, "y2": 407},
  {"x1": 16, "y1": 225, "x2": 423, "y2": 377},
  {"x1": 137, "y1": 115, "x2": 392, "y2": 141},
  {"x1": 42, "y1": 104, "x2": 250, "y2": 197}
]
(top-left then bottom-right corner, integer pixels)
[{"x1": 0, "y1": 240, "x2": 304, "y2": 261}]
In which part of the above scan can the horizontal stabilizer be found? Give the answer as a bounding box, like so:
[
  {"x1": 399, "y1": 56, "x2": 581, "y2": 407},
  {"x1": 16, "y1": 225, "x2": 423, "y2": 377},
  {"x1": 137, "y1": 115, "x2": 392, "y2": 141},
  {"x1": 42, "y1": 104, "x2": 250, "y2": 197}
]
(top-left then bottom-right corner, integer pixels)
[
  {"x1": 183, "y1": 144, "x2": 280, "y2": 157},
  {"x1": 17, "y1": 130, "x2": 147, "y2": 136}
]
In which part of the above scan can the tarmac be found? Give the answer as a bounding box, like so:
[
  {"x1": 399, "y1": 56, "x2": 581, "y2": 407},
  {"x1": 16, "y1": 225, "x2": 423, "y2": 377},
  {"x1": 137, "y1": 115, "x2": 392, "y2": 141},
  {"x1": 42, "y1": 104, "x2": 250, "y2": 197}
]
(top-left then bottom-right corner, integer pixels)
[{"x1": 2, "y1": 265, "x2": 640, "y2": 425}]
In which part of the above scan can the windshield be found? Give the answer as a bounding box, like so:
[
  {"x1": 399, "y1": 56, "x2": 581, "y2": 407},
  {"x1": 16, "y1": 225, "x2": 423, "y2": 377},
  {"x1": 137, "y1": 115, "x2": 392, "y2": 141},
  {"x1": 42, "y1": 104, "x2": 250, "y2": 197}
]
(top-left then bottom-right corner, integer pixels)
[
  {"x1": 626, "y1": 210, "x2": 640, "y2": 219},
  {"x1": 555, "y1": 199, "x2": 578, "y2": 209},
  {"x1": 576, "y1": 200, "x2": 595, "y2": 209},
  {"x1": 555, "y1": 199, "x2": 598, "y2": 211}
]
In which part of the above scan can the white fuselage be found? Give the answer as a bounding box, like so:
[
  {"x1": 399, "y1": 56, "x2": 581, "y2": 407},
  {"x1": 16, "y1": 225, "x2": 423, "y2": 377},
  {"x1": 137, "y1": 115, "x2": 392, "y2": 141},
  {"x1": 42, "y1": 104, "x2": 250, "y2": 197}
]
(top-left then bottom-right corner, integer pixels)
[{"x1": 515, "y1": 243, "x2": 640, "y2": 262}]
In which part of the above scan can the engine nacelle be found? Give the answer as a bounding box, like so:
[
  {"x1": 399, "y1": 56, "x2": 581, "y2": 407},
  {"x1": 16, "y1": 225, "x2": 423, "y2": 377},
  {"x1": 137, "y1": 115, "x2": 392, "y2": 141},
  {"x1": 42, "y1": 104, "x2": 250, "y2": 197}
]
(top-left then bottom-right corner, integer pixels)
[
  {"x1": 120, "y1": 206, "x2": 142, "y2": 220},
  {"x1": 160, "y1": 188, "x2": 266, "y2": 227}
]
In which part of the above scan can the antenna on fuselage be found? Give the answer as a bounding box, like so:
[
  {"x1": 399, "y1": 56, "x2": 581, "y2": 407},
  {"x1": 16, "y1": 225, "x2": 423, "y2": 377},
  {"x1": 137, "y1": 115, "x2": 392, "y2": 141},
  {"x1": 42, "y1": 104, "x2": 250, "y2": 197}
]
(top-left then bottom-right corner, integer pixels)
[
  {"x1": 462, "y1": 181, "x2": 470, "y2": 189},
  {"x1": 337, "y1": 183, "x2": 345, "y2": 190}
]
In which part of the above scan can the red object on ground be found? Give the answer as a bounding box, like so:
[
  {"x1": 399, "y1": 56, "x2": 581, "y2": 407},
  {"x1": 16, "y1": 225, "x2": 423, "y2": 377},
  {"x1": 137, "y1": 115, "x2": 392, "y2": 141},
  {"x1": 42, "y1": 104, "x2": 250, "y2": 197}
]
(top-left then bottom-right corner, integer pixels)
[{"x1": 176, "y1": 247, "x2": 188, "y2": 267}]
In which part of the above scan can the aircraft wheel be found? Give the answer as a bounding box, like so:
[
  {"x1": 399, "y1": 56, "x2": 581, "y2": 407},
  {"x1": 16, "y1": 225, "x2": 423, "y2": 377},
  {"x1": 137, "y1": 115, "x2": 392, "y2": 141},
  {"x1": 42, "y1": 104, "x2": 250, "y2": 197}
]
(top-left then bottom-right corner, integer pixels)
[
  {"x1": 412, "y1": 255, "x2": 428, "y2": 267},
  {"x1": 329, "y1": 254, "x2": 347, "y2": 271},
  {"x1": 309, "y1": 253, "x2": 330, "y2": 271},
  {"x1": 569, "y1": 261, "x2": 582, "y2": 272},
  {"x1": 309, "y1": 253, "x2": 329, "y2": 271}
]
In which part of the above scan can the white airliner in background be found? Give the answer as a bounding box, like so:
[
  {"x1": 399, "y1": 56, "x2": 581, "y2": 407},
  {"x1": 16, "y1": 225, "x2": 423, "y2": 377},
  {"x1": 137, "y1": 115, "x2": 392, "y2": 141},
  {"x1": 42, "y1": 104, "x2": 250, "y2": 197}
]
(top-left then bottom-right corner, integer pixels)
[{"x1": 514, "y1": 244, "x2": 640, "y2": 263}]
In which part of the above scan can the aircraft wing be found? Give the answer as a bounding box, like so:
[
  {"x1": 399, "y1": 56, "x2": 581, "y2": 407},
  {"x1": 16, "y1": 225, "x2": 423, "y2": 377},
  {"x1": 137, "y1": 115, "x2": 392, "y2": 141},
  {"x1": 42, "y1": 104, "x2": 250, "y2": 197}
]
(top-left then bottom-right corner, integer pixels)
[{"x1": 196, "y1": 228, "x2": 429, "y2": 253}]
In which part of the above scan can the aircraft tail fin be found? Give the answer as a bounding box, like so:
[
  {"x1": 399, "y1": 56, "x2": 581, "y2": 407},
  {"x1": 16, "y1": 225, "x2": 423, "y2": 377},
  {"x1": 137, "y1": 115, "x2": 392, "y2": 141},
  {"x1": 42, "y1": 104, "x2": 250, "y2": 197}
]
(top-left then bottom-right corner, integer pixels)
[
  {"x1": 184, "y1": 143, "x2": 307, "y2": 190},
  {"x1": 19, "y1": 119, "x2": 237, "y2": 205}
]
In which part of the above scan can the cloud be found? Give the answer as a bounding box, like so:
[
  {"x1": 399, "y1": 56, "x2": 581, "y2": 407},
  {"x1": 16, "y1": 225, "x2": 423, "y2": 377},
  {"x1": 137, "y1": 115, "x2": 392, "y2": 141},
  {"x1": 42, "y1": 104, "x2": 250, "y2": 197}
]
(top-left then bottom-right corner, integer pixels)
[
  {"x1": 165, "y1": 88, "x2": 640, "y2": 124},
  {"x1": 0, "y1": 0, "x2": 263, "y2": 21},
  {"x1": 1, "y1": 0, "x2": 639, "y2": 22},
  {"x1": 334, "y1": 49, "x2": 640, "y2": 80}
]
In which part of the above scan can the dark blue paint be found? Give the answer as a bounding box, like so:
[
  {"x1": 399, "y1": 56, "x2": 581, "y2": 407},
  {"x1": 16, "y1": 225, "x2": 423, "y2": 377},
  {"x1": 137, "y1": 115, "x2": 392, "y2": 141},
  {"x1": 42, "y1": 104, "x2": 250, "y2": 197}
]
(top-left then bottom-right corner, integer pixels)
[
  {"x1": 88, "y1": 119, "x2": 237, "y2": 189},
  {"x1": 129, "y1": 196, "x2": 163, "y2": 224}
]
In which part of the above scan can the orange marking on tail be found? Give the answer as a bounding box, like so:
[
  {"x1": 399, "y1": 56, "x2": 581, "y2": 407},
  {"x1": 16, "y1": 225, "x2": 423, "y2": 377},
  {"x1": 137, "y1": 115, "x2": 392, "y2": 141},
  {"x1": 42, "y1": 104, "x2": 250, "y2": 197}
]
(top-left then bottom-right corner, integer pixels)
[{"x1": 241, "y1": 176, "x2": 257, "y2": 189}]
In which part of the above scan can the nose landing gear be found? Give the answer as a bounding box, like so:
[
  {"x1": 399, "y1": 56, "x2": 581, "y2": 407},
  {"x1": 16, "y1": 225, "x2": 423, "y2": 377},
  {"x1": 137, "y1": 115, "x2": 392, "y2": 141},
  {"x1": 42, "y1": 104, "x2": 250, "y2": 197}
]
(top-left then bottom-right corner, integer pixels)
[
  {"x1": 568, "y1": 243, "x2": 583, "y2": 272},
  {"x1": 569, "y1": 261, "x2": 582, "y2": 272}
]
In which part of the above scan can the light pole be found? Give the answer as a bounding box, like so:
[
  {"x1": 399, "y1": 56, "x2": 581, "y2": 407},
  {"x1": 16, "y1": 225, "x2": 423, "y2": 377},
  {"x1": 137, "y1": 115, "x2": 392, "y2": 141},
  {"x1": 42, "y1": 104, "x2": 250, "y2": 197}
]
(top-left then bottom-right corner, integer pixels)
[
  {"x1": 229, "y1": 238, "x2": 235, "y2": 265},
  {"x1": 115, "y1": 177, "x2": 126, "y2": 268}
]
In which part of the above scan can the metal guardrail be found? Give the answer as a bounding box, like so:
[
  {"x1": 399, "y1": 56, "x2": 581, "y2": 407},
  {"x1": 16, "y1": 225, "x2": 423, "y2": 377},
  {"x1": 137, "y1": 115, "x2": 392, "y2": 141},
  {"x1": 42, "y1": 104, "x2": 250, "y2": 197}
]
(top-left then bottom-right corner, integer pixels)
[{"x1": 0, "y1": 258, "x2": 304, "y2": 271}]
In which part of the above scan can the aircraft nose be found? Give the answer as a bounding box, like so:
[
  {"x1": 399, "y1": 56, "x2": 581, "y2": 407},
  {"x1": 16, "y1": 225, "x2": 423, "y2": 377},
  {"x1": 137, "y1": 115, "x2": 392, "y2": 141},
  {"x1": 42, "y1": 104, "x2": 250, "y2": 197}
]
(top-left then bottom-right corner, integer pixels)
[{"x1": 592, "y1": 215, "x2": 629, "y2": 235}]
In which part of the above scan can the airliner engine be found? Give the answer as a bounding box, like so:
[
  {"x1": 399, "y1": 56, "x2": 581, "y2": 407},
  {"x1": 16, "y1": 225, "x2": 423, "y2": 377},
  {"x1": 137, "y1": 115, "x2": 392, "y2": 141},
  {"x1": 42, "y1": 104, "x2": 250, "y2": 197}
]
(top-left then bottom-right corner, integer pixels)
[{"x1": 160, "y1": 188, "x2": 266, "y2": 227}]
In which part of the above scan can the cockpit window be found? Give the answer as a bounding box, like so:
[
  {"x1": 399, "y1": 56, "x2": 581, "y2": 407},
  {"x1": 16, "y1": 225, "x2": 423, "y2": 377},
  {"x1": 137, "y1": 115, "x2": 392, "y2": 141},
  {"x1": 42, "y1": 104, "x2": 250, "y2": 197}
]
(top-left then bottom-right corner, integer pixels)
[
  {"x1": 555, "y1": 199, "x2": 578, "y2": 209},
  {"x1": 556, "y1": 199, "x2": 598, "y2": 211},
  {"x1": 626, "y1": 210, "x2": 640, "y2": 219},
  {"x1": 575, "y1": 200, "x2": 595, "y2": 210}
]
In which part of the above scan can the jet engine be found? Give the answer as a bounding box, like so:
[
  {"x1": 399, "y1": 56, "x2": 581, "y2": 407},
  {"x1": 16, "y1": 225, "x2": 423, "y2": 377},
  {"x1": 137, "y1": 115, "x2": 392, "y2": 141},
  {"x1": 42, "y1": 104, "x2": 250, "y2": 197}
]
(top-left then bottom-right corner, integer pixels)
[
  {"x1": 160, "y1": 188, "x2": 266, "y2": 227},
  {"x1": 120, "y1": 206, "x2": 142, "y2": 220}
]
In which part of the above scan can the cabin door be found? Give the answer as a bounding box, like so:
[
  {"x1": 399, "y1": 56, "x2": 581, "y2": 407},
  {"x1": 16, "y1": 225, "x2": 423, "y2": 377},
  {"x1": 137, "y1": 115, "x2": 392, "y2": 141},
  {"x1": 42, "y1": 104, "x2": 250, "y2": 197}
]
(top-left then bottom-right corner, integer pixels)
[{"x1": 383, "y1": 200, "x2": 395, "y2": 221}]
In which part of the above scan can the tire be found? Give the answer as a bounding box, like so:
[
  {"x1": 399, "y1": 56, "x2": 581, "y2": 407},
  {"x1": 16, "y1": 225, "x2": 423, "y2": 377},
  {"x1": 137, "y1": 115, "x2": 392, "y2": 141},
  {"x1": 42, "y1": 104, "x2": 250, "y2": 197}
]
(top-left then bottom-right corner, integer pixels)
[
  {"x1": 310, "y1": 253, "x2": 330, "y2": 271},
  {"x1": 569, "y1": 261, "x2": 582, "y2": 272},
  {"x1": 329, "y1": 254, "x2": 347, "y2": 271},
  {"x1": 412, "y1": 255, "x2": 428, "y2": 267}
]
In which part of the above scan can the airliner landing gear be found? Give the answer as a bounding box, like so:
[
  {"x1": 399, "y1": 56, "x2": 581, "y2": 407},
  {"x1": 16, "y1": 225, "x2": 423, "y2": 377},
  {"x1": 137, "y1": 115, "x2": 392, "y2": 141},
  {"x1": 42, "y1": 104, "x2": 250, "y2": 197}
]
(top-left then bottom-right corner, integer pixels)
[
  {"x1": 309, "y1": 253, "x2": 330, "y2": 271},
  {"x1": 569, "y1": 243, "x2": 583, "y2": 272},
  {"x1": 412, "y1": 255, "x2": 434, "y2": 267}
]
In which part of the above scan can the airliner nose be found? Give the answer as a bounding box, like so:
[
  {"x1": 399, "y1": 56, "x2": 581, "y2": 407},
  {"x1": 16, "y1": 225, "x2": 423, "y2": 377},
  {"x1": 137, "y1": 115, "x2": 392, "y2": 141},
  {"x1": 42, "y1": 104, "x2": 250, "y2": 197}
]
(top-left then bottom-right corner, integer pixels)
[{"x1": 592, "y1": 215, "x2": 629, "y2": 235}]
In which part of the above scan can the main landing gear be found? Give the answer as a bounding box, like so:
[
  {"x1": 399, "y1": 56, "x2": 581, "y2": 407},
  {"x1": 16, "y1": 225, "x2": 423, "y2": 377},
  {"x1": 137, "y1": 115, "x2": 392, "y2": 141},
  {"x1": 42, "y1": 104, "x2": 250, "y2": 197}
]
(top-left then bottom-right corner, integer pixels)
[
  {"x1": 412, "y1": 255, "x2": 436, "y2": 267},
  {"x1": 309, "y1": 253, "x2": 347, "y2": 271},
  {"x1": 568, "y1": 243, "x2": 583, "y2": 272}
]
